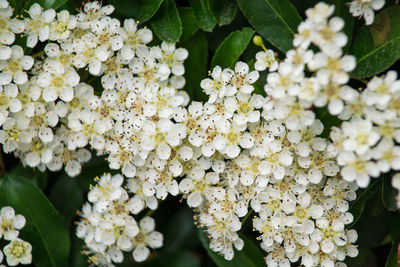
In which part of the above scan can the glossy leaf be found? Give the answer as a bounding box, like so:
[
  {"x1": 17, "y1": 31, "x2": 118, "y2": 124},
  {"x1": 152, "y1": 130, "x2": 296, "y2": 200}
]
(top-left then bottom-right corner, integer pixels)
[
  {"x1": 49, "y1": 175, "x2": 83, "y2": 225},
  {"x1": 162, "y1": 207, "x2": 198, "y2": 253},
  {"x1": 151, "y1": 0, "x2": 182, "y2": 43},
  {"x1": 209, "y1": 0, "x2": 237, "y2": 26},
  {"x1": 141, "y1": 251, "x2": 201, "y2": 267},
  {"x1": 236, "y1": 0, "x2": 302, "y2": 52},
  {"x1": 351, "y1": 7, "x2": 400, "y2": 78},
  {"x1": 108, "y1": 0, "x2": 163, "y2": 22},
  {"x1": 179, "y1": 7, "x2": 199, "y2": 41},
  {"x1": 199, "y1": 229, "x2": 265, "y2": 267},
  {"x1": 211, "y1": 27, "x2": 255, "y2": 69},
  {"x1": 0, "y1": 174, "x2": 70, "y2": 267},
  {"x1": 9, "y1": 165, "x2": 48, "y2": 190},
  {"x1": 74, "y1": 156, "x2": 112, "y2": 190},
  {"x1": 349, "y1": 178, "x2": 382, "y2": 228},
  {"x1": 382, "y1": 174, "x2": 398, "y2": 211},
  {"x1": 385, "y1": 240, "x2": 399, "y2": 267},
  {"x1": 189, "y1": 0, "x2": 216, "y2": 32},
  {"x1": 181, "y1": 32, "x2": 208, "y2": 101},
  {"x1": 23, "y1": 0, "x2": 67, "y2": 10}
]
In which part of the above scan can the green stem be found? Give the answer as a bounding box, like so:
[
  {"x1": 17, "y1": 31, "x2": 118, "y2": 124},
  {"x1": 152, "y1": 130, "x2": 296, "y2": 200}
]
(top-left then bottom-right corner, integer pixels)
[{"x1": 241, "y1": 208, "x2": 254, "y2": 224}]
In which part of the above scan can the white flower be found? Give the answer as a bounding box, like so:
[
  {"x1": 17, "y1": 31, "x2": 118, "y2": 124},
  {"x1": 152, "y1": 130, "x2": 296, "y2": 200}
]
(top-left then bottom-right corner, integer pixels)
[
  {"x1": 37, "y1": 67, "x2": 80, "y2": 102},
  {"x1": 0, "y1": 46, "x2": 34, "y2": 85},
  {"x1": 24, "y1": 3, "x2": 56, "y2": 48},
  {"x1": 362, "y1": 70, "x2": 400, "y2": 108},
  {"x1": 132, "y1": 217, "x2": 163, "y2": 262},
  {"x1": 254, "y1": 50, "x2": 278, "y2": 72},
  {"x1": 119, "y1": 19, "x2": 152, "y2": 61},
  {"x1": 349, "y1": 0, "x2": 385, "y2": 25},
  {"x1": 341, "y1": 119, "x2": 380, "y2": 155},
  {"x1": 0, "y1": 206, "x2": 26, "y2": 241},
  {"x1": 200, "y1": 66, "x2": 235, "y2": 102},
  {"x1": 3, "y1": 238, "x2": 32, "y2": 266},
  {"x1": 87, "y1": 173, "x2": 125, "y2": 212},
  {"x1": 49, "y1": 10, "x2": 77, "y2": 40},
  {"x1": 0, "y1": 6, "x2": 25, "y2": 45}
]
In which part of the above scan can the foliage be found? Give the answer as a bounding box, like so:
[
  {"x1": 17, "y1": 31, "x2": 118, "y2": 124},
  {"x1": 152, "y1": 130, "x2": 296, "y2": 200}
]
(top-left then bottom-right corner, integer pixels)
[{"x1": 1, "y1": 0, "x2": 400, "y2": 266}]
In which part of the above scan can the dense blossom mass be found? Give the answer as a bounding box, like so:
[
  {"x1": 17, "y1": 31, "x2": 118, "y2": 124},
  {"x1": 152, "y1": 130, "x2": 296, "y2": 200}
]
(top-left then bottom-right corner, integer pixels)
[{"x1": 0, "y1": 0, "x2": 399, "y2": 266}]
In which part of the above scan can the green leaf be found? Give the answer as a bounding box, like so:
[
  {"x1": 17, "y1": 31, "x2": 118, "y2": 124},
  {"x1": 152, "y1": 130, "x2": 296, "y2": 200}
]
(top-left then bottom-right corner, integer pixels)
[
  {"x1": 8, "y1": 0, "x2": 22, "y2": 13},
  {"x1": 107, "y1": 0, "x2": 163, "y2": 22},
  {"x1": 382, "y1": 174, "x2": 398, "y2": 211},
  {"x1": 179, "y1": 7, "x2": 199, "y2": 41},
  {"x1": 23, "y1": 0, "x2": 67, "y2": 10},
  {"x1": 151, "y1": 0, "x2": 182, "y2": 43},
  {"x1": 141, "y1": 251, "x2": 201, "y2": 267},
  {"x1": 198, "y1": 229, "x2": 265, "y2": 267},
  {"x1": 236, "y1": 0, "x2": 302, "y2": 52},
  {"x1": 189, "y1": 0, "x2": 216, "y2": 32},
  {"x1": 211, "y1": 27, "x2": 255, "y2": 69},
  {"x1": 349, "y1": 178, "x2": 382, "y2": 228},
  {"x1": 69, "y1": 236, "x2": 87, "y2": 267},
  {"x1": 74, "y1": 156, "x2": 111, "y2": 190},
  {"x1": 209, "y1": 0, "x2": 237, "y2": 26},
  {"x1": 162, "y1": 207, "x2": 198, "y2": 253},
  {"x1": 49, "y1": 175, "x2": 84, "y2": 225},
  {"x1": 351, "y1": 7, "x2": 400, "y2": 78},
  {"x1": 390, "y1": 213, "x2": 400, "y2": 239},
  {"x1": 0, "y1": 174, "x2": 70, "y2": 267},
  {"x1": 181, "y1": 32, "x2": 208, "y2": 101},
  {"x1": 9, "y1": 165, "x2": 48, "y2": 190},
  {"x1": 385, "y1": 240, "x2": 399, "y2": 267}
]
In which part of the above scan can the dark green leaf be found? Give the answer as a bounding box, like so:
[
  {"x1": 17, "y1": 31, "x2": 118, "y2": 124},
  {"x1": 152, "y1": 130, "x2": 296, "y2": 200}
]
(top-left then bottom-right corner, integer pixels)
[
  {"x1": 49, "y1": 175, "x2": 83, "y2": 225},
  {"x1": 162, "y1": 207, "x2": 198, "y2": 253},
  {"x1": 390, "y1": 213, "x2": 400, "y2": 239},
  {"x1": 349, "y1": 178, "x2": 381, "y2": 228},
  {"x1": 74, "y1": 156, "x2": 111, "y2": 190},
  {"x1": 198, "y1": 229, "x2": 265, "y2": 267},
  {"x1": 236, "y1": 0, "x2": 302, "y2": 52},
  {"x1": 382, "y1": 175, "x2": 398, "y2": 211},
  {"x1": 209, "y1": 0, "x2": 237, "y2": 26},
  {"x1": 181, "y1": 32, "x2": 208, "y2": 101},
  {"x1": 108, "y1": 0, "x2": 163, "y2": 22},
  {"x1": 344, "y1": 247, "x2": 377, "y2": 267},
  {"x1": 69, "y1": 236, "x2": 87, "y2": 267},
  {"x1": 189, "y1": 0, "x2": 216, "y2": 32},
  {"x1": 23, "y1": 0, "x2": 67, "y2": 10},
  {"x1": 351, "y1": 7, "x2": 400, "y2": 78},
  {"x1": 9, "y1": 165, "x2": 48, "y2": 190},
  {"x1": 141, "y1": 251, "x2": 201, "y2": 267},
  {"x1": 0, "y1": 174, "x2": 70, "y2": 267},
  {"x1": 151, "y1": 0, "x2": 182, "y2": 43},
  {"x1": 8, "y1": 0, "x2": 22, "y2": 13},
  {"x1": 385, "y1": 240, "x2": 399, "y2": 267},
  {"x1": 179, "y1": 7, "x2": 199, "y2": 41},
  {"x1": 211, "y1": 27, "x2": 255, "y2": 69}
]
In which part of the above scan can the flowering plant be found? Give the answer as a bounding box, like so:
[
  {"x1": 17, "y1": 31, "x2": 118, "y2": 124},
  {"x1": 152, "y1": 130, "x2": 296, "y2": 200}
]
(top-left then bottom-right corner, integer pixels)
[{"x1": 0, "y1": 0, "x2": 399, "y2": 266}]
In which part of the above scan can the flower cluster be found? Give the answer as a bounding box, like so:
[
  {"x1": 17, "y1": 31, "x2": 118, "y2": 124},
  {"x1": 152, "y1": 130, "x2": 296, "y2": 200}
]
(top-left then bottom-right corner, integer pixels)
[
  {"x1": 76, "y1": 173, "x2": 162, "y2": 265},
  {"x1": 0, "y1": 206, "x2": 32, "y2": 266},
  {"x1": 0, "y1": 0, "x2": 188, "y2": 177},
  {"x1": 2, "y1": 0, "x2": 400, "y2": 267}
]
